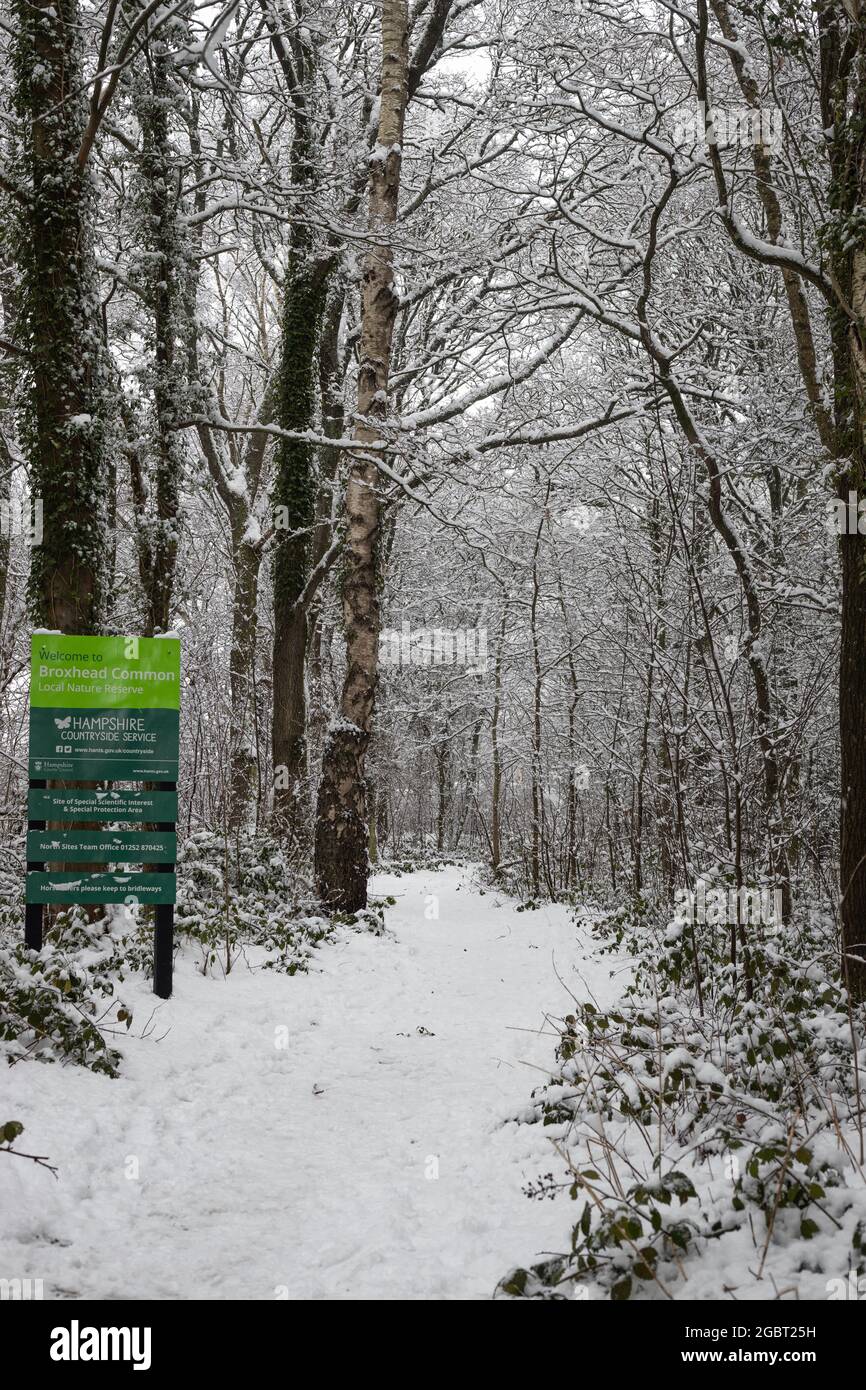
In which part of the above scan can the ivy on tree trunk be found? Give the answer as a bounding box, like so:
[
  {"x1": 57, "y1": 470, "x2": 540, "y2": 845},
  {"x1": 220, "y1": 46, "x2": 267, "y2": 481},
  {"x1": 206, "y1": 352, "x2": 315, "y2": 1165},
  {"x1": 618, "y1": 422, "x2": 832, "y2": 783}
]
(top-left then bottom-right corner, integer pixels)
[{"x1": 14, "y1": 0, "x2": 109, "y2": 634}]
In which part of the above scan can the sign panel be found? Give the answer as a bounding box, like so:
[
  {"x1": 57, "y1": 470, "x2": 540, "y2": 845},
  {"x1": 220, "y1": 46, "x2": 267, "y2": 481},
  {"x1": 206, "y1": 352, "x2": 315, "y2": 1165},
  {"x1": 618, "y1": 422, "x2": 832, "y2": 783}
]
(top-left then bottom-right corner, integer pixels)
[
  {"x1": 29, "y1": 707, "x2": 179, "y2": 780},
  {"x1": 29, "y1": 635, "x2": 181, "y2": 780},
  {"x1": 28, "y1": 789, "x2": 179, "y2": 822},
  {"x1": 26, "y1": 872, "x2": 177, "y2": 905},
  {"x1": 26, "y1": 633, "x2": 180, "y2": 996},
  {"x1": 30, "y1": 635, "x2": 180, "y2": 710},
  {"x1": 27, "y1": 831, "x2": 177, "y2": 864}
]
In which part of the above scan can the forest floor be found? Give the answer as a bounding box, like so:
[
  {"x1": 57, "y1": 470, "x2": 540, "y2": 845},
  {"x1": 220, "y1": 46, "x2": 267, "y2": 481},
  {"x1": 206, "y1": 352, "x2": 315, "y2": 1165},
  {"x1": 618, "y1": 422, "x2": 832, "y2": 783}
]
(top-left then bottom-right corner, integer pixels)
[{"x1": 0, "y1": 866, "x2": 619, "y2": 1300}]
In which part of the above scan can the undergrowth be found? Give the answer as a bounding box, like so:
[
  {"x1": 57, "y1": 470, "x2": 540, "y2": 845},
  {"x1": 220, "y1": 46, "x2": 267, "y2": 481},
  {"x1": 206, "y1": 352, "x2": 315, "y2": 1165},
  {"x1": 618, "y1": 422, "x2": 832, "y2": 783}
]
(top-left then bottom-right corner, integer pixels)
[
  {"x1": 1, "y1": 830, "x2": 389, "y2": 1077},
  {"x1": 497, "y1": 890, "x2": 866, "y2": 1300}
]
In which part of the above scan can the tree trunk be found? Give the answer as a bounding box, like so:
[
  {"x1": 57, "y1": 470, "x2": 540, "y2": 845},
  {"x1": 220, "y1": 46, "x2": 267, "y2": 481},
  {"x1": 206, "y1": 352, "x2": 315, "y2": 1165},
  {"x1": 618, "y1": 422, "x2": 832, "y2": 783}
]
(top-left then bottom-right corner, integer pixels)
[
  {"x1": 0, "y1": 261, "x2": 17, "y2": 655},
  {"x1": 15, "y1": 0, "x2": 108, "y2": 632},
  {"x1": 307, "y1": 277, "x2": 346, "y2": 750},
  {"x1": 228, "y1": 519, "x2": 262, "y2": 830},
  {"x1": 132, "y1": 27, "x2": 186, "y2": 636},
  {"x1": 314, "y1": 0, "x2": 409, "y2": 911},
  {"x1": 820, "y1": 0, "x2": 866, "y2": 999},
  {"x1": 697, "y1": 0, "x2": 866, "y2": 994},
  {"x1": 271, "y1": 259, "x2": 328, "y2": 839},
  {"x1": 435, "y1": 742, "x2": 448, "y2": 853},
  {"x1": 267, "y1": 13, "x2": 331, "y2": 843}
]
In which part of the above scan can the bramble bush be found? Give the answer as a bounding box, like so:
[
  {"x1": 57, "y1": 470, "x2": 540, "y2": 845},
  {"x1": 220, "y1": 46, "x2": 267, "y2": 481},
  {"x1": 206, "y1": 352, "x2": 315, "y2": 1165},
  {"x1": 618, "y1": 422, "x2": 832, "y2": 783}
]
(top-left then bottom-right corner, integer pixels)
[
  {"x1": 497, "y1": 889, "x2": 866, "y2": 1300},
  {"x1": 176, "y1": 830, "x2": 390, "y2": 975},
  {"x1": 0, "y1": 894, "x2": 132, "y2": 1077}
]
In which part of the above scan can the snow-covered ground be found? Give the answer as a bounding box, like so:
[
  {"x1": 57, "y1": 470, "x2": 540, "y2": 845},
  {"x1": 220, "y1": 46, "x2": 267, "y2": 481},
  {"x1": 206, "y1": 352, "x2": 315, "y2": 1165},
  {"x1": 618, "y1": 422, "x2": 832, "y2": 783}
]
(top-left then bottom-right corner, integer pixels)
[{"x1": 0, "y1": 866, "x2": 618, "y2": 1300}]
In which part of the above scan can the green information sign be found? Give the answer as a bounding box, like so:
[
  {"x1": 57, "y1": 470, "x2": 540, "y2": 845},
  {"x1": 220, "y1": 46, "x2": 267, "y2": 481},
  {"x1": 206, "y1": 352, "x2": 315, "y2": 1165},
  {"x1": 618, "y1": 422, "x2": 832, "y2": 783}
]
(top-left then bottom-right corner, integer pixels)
[
  {"x1": 29, "y1": 707, "x2": 179, "y2": 780},
  {"x1": 26, "y1": 633, "x2": 181, "y2": 997},
  {"x1": 29, "y1": 635, "x2": 180, "y2": 780},
  {"x1": 27, "y1": 831, "x2": 177, "y2": 864},
  {"x1": 30, "y1": 634, "x2": 180, "y2": 710},
  {"x1": 28, "y1": 789, "x2": 179, "y2": 822},
  {"x1": 26, "y1": 873, "x2": 177, "y2": 905}
]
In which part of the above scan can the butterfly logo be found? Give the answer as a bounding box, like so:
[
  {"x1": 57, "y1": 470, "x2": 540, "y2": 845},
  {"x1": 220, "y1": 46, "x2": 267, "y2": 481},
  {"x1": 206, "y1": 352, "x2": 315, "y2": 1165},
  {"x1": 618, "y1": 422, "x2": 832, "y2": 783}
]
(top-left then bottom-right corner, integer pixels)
[{"x1": 53, "y1": 716, "x2": 72, "y2": 731}]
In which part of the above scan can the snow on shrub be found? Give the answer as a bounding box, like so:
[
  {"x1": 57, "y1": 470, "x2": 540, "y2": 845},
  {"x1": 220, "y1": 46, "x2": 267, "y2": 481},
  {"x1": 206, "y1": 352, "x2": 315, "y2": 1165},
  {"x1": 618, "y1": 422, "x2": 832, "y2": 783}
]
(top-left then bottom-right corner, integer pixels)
[
  {"x1": 498, "y1": 896, "x2": 866, "y2": 1300},
  {"x1": 176, "y1": 830, "x2": 387, "y2": 975},
  {"x1": 0, "y1": 899, "x2": 132, "y2": 1078}
]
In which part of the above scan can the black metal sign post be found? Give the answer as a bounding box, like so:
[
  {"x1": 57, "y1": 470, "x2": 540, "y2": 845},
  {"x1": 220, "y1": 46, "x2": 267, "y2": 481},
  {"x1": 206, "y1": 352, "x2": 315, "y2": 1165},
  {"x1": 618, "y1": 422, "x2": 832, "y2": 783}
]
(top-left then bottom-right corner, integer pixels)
[
  {"x1": 153, "y1": 780, "x2": 176, "y2": 999},
  {"x1": 24, "y1": 776, "x2": 45, "y2": 951}
]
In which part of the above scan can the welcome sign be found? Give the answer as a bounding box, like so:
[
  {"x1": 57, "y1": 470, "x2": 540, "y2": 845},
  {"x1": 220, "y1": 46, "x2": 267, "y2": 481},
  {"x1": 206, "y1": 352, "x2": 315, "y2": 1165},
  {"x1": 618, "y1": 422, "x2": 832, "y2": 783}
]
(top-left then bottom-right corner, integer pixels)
[
  {"x1": 28, "y1": 635, "x2": 180, "y2": 780},
  {"x1": 30, "y1": 634, "x2": 181, "y2": 708}
]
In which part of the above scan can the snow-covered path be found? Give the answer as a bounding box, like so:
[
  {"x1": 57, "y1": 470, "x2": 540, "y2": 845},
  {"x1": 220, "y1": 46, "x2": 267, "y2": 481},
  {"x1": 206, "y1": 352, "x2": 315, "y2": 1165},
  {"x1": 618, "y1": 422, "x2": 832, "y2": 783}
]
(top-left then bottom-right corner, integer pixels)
[{"x1": 1, "y1": 867, "x2": 617, "y2": 1301}]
